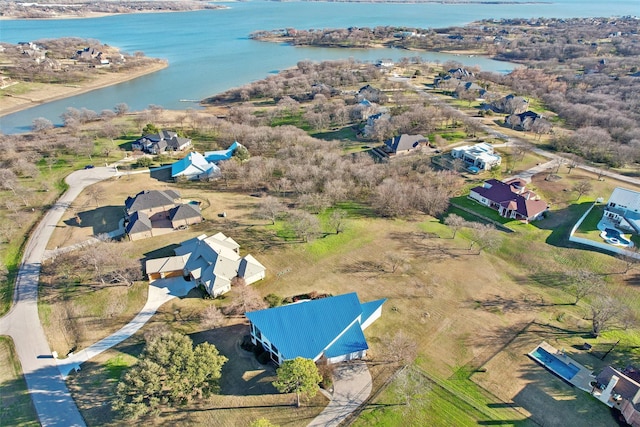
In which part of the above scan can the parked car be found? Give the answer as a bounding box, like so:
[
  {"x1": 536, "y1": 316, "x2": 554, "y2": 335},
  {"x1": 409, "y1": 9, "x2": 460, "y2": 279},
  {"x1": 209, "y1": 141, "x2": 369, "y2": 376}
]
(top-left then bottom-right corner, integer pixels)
[{"x1": 84, "y1": 164, "x2": 95, "y2": 169}]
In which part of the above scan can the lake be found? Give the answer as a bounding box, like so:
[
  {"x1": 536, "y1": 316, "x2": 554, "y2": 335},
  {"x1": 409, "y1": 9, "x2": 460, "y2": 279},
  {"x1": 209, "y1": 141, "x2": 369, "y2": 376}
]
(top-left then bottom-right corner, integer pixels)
[{"x1": 1, "y1": 0, "x2": 638, "y2": 133}]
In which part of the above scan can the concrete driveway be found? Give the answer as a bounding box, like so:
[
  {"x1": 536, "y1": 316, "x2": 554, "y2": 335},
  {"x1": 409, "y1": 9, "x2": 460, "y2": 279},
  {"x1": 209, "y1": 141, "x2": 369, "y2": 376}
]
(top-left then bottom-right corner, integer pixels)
[
  {"x1": 57, "y1": 277, "x2": 194, "y2": 378},
  {"x1": 307, "y1": 360, "x2": 372, "y2": 427}
]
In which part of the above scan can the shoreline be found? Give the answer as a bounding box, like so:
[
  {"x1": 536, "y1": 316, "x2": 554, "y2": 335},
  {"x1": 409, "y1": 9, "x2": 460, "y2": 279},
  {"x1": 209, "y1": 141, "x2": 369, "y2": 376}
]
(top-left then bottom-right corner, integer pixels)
[
  {"x1": 0, "y1": 5, "x2": 231, "y2": 21},
  {"x1": 0, "y1": 61, "x2": 169, "y2": 118}
]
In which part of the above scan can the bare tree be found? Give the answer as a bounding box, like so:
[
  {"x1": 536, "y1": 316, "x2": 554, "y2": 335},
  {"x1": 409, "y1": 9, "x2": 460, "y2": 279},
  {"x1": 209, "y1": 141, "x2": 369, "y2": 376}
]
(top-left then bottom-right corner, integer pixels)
[
  {"x1": 383, "y1": 331, "x2": 418, "y2": 366},
  {"x1": 572, "y1": 181, "x2": 593, "y2": 201},
  {"x1": 200, "y1": 304, "x2": 225, "y2": 329},
  {"x1": 256, "y1": 196, "x2": 286, "y2": 225},
  {"x1": 328, "y1": 209, "x2": 348, "y2": 234},
  {"x1": 444, "y1": 213, "x2": 466, "y2": 239},
  {"x1": 467, "y1": 223, "x2": 500, "y2": 254},
  {"x1": 564, "y1": 269, "x2": 604, "y2": 305},
  {"x1": 386, "y1": 252, "x2": 407, "y2": 274},
  {"x1": 616, "y1": 247, "x2": 640, "y2": 274},
  {"x1": 86, "y1": 184, "x2": 106, "y2": 207},
  {"x1": 32, "y1": 117, "x2": 53, "y2": 133},
  {"x1": 288, "y1": 210, "x2": 321, "y2": 242},
  {"x1": 590, "y1": 295, "x2": 624, "y2": 338},
  {"x1": 0, "y1": 169, "x2": 20, "y2": 195}
]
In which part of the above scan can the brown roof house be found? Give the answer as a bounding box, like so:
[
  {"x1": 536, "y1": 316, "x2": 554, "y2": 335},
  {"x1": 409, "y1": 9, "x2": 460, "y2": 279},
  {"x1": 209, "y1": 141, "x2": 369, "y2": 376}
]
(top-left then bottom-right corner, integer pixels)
[
  {"x1": 124, "y1": 190, "x2": 202, "y2": 240},
  {"x1": 593, "y1": 366, "x2": 640, "y2": 427},
  {"x1": 469, "y1": 178, "x2": 548, "y2": 222},
  {"x1": 145, "y1": 233, "x2": 266, "y2": 297}
]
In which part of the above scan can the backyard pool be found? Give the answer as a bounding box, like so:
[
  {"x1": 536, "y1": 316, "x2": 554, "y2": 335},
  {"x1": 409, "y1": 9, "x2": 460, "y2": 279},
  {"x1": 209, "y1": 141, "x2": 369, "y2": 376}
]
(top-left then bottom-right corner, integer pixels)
[
  {"x1": 529, "y1": 346, "x2": 580, "y2": 381},
  {"x1": 601, "y1": 228, "x2": 632, "y2": 247}
]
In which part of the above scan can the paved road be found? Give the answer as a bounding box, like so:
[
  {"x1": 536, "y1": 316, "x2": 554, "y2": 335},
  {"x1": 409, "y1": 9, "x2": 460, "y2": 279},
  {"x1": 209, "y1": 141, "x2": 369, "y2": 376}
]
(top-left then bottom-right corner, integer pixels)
[
  {"x1": 0, "y1": 166, "x2": 117, "y2": 427},
  {"x1": 307, "y1": 360, "x2": 372, "y2": 427}
]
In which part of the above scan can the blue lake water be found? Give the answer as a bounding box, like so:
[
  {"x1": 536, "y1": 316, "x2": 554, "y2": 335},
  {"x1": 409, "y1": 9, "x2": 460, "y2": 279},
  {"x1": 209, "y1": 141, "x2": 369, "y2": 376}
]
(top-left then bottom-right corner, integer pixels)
[{"x1": 1, "y1": 0, "x2": 639, "y2": 133}]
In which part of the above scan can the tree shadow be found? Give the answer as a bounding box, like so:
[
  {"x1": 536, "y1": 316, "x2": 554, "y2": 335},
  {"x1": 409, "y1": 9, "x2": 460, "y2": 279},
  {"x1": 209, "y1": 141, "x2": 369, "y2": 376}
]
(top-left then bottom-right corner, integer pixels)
[
  {"x1": 530, "y1": 201, "x2": 595, "y2": 248},
  {"x1": 191, "y1": 324, "x2": 279, "y2": 396}
]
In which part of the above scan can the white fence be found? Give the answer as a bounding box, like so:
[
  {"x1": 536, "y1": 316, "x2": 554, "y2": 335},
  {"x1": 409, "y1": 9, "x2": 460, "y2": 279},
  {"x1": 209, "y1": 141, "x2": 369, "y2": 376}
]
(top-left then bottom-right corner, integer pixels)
[{"x1": 569, "y1": 203, "x2": 640, "y2": 259}]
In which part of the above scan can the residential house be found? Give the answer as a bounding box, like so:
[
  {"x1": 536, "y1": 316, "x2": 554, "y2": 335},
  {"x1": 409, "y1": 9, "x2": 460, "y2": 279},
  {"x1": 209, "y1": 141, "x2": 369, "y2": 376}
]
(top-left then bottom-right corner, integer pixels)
[
  {"x1": 171, "y1": 152, "x2": 221, "y2": 181},
  {"x1": 505, "y1": 111, "x2": 544, "y2": 131},
  {"x1": 384, "y1": 134, "x2": 428, "y2": 155},
  {"x1": 124, "y1": 189, "x2": 202, "y2": 240},
  {"x1": 489, "y1": 94, "x2": 529, "y2": 114},
  {"x1": 125, "y1": 189, "x2": 181, "y2": 221},
  {"x1": 363, "y1": 112, "x2": 390, "y2": 137},
  {"x1": 603, "y1": 187, "x2": 640, "y2": 234},
  {"x1": 593, "y1": 366, "x2": 640, "y2": 427},
  {"x1": 469, "y1": 178, "x2": 548, "y2": 222},
  {"x1": 451, "y1": 142, "x2": 502, "y2": 171},
  {"x1": 145, "y1": 233, "x2": 266, "y2": 297},
  {"x1": 132, "y1": 130, "x2": 192, "y2": 154},
  {"x1": 245, "y1": 293, "x2": 386, "y2": 365},
  {"x1": 124, "y1": 211, "x2": 153, "y2": 241}
]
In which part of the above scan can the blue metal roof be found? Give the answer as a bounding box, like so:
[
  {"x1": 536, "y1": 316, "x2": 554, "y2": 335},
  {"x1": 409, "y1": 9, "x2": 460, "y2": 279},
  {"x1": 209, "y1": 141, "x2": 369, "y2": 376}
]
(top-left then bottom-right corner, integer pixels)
[
  {"x1": 246, "y1": 293, "x2": 380, "y2": 361},
  {"x1": 360, "y1": 298, "x2": 386, "y2": 326},
  {"x1": 324, "y1": 321, "x2": 368, "y2": 358},
  {"x1": 204, "y1": 141, "x2": 239, "y2": 163}
]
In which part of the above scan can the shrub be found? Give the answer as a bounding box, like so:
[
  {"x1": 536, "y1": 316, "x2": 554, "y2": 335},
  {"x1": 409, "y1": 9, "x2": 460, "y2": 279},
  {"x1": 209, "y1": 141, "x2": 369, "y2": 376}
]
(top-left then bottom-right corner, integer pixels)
[{"x1": 264, "y1": 293, "x2": 283, "y2": 307}]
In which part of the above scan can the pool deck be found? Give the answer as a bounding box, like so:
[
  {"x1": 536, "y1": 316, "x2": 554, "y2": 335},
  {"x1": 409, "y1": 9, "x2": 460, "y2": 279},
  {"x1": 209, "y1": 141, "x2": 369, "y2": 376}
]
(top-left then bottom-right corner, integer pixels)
[{"x1": 530, "y1": 341, "x2": 595, "y2": 392}]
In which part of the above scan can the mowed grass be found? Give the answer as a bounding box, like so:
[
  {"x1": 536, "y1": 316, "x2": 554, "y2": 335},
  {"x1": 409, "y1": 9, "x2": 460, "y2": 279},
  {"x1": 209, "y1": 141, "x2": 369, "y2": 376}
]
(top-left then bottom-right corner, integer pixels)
[{"x1": 0, "y1": 337, "x2": 39, "y2": 427}]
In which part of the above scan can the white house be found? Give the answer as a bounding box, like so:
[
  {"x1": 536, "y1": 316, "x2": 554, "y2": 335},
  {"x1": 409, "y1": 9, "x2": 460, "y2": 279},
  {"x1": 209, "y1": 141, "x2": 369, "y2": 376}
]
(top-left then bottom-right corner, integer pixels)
[
  {"x1": 171, "y1": 152, "x2": 220, "y2": 181},
  {"x1": 245, "y1": 293, "x2": 386, "y2": 365},
  {"x1": 603, "y1": 187, "x2": 640, "y2": 234},
  {"x1": 451, "y1": 142, "x2": 502, "y2": 171},
  {"x1": 145, "y1": 233, "x2": 265, "y2": 297}
]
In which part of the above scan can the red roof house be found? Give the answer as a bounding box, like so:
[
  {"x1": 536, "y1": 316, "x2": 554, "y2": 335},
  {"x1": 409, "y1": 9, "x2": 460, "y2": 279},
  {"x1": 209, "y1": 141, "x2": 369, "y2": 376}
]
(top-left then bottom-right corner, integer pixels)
[{"x1": 469, "y1": 178, "x2": 548, "y2": 222}]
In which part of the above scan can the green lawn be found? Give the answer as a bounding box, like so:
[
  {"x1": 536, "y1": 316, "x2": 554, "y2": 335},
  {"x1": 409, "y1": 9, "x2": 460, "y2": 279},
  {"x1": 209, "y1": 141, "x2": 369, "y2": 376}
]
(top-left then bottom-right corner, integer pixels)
[{"x1": 0, "y1": 337, "x2": 39, "y2": 427}]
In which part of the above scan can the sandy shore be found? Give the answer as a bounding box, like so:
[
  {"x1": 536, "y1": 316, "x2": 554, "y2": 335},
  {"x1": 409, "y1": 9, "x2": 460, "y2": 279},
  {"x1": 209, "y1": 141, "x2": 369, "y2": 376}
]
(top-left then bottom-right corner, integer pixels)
[{"x1": 0, "y1": 61, "x2": 168, "y2": 118}]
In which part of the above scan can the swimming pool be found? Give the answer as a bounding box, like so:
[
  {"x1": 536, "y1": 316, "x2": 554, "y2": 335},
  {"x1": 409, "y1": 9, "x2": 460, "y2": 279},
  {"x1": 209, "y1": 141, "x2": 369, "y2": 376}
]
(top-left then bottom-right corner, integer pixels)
[
  {"x1": 602, "y1": 228, "x2": 632, "y2": 246},
  {"x1": 529, "y1": 346, "x2": 580, "y2": 381}
]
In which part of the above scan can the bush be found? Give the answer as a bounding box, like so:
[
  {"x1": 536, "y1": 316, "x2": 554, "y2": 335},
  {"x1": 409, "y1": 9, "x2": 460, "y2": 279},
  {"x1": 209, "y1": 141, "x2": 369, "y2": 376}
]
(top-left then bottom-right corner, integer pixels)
[{"x1": 264, "y1": 293, "x2": 283, "y2": 308}]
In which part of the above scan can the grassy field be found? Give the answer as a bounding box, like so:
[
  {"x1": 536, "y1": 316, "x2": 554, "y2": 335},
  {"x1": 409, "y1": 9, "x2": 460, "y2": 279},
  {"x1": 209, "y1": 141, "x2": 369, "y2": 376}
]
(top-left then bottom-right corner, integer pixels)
[
  {"x1": 0, "y1": 337, "x2": 39, "y2": 427},
  {"x1": 28, "y1": 161, "x2": 637, "y2": 426}
]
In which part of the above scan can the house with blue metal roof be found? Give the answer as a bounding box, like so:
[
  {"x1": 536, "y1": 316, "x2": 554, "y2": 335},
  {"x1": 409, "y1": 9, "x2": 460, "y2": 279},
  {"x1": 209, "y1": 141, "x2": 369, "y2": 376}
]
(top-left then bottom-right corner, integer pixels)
[
  {"x1": 204, "y1": 141, "x2": 240, "y2": 163},
  {"x1": 245, "y1": 293, "x2": 385, "y2": 365}
]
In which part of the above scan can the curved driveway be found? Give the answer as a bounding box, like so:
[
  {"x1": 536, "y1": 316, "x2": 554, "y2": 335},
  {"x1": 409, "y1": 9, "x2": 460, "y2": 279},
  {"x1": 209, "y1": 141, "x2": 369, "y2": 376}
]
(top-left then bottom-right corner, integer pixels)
[
  {"x1": 307, "y1": 361, "x2": 372, "y2": 427},
  {"x1": 0, "y1": 166, "x2": 117, "y2": 427}
]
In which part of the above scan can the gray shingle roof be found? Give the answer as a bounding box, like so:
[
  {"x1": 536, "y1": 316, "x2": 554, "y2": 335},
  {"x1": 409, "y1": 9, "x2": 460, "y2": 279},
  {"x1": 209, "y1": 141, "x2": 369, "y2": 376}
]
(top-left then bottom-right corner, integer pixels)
[
  {"x1": 169, "y1": 203, "x2": 201, "y2": 221},
  {"x1": 125, "y1": 190, "x2": 178, "y2": 214},
  {"x1": 125, "y1": 211, "x2": 152, "y2": 234}
]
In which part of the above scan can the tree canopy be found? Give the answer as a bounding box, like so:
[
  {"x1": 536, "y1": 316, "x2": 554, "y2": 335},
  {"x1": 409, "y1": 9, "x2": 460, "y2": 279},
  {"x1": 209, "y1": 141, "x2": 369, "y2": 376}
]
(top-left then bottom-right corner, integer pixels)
[
  {"x1": 272, "y1": 357, "x2": 322, "y2": 407},
  {"x1": 113, "y1": 332, "x2": 227, "y2": 419}
]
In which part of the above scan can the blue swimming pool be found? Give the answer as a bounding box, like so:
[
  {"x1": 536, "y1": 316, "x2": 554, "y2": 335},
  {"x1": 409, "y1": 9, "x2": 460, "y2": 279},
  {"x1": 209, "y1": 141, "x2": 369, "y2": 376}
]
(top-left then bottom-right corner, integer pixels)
[
  {"x1": 530, "y1": 347, "x2": 579, "y2": 381},
  {"x1": 604, "y1": 228, "x2": 631, "y2": 245}
]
